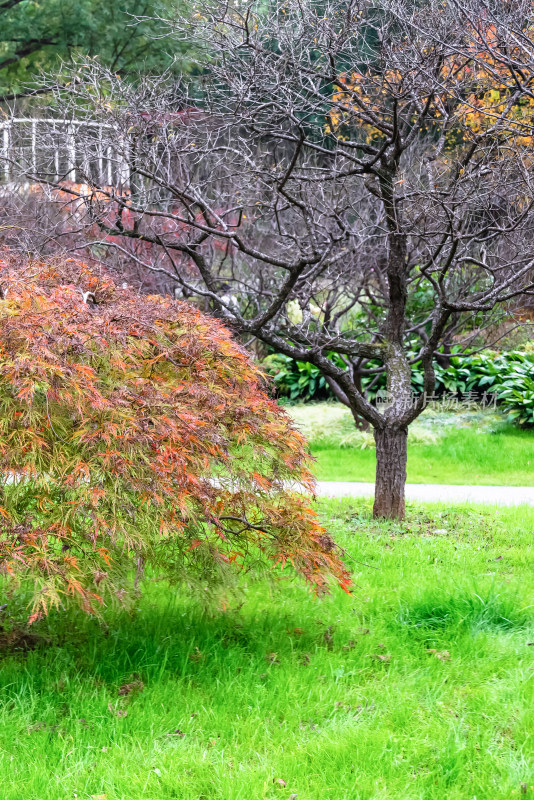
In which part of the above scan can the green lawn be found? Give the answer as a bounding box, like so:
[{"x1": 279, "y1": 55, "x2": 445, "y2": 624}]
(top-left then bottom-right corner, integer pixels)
[
  {"x1": 288, "y1": 402, "x2": 534, "y2": 484},
  {"x1": 1, "y1": 500, "x2": 533, "y2": 799},
  {"x1": 312, "y1": 425, "x2": 534, "y2": 484}
]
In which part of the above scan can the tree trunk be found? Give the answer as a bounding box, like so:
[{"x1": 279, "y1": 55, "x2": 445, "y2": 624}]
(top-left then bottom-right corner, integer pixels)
[{"x1": 373, "y1": 426, "x2": 408, "y2": 520}]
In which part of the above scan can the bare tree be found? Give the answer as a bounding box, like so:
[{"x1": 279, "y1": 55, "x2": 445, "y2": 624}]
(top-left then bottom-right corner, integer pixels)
[{"x1": 8, "y1": 0, "x2": 534, "y2": 518}]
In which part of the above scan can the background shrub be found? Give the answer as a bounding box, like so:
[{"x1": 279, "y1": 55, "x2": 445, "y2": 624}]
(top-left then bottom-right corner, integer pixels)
[{"x1": 263, "y1": 350, "x2": 534, "y2": 425}]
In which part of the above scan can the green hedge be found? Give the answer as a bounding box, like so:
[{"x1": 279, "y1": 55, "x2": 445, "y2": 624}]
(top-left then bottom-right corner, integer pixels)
[{"x1": 262, "y1": 350, "x2": 534, "y2": 426}]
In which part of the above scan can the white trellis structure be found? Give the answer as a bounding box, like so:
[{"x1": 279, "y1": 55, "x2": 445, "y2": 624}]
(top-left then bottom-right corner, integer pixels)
[{"x1": 0, "y1": 118, "x2": 130, "y2": 187}]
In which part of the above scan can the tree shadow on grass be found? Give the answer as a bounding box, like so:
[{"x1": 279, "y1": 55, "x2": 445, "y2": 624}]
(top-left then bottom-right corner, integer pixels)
[
  {"x1": 396, "y1": 586, "x2": 533, "y2": 637},
  {"x1": 0, "y1": 579, "x2": 353, "y2": 693}
]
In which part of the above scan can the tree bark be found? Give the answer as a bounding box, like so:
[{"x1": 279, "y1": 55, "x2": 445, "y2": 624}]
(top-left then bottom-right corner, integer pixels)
[{"x1": 373, "y1": 426, "x2": 408, "y2": 520}]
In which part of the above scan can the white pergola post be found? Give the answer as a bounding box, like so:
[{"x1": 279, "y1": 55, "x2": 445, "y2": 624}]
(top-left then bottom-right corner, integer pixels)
[
  {"x1": 31, "y1": 119, "x2": 37, "y2": 174},
  {"x1": 98, "y1": 124, "x2": 104, "y2": 184},
  {"x1": 54, "y1": 122, "x2": 60, "y2": 182},
  {"x1": 118, "y1": 134, "x2": 130, "y2": 190},
  {"x1": 66, "y1": 124, "x2": 76, "y2": 181},
  {"x1": 2, "y1": 123, "x2": 9, "y2": 182},
  {"x1": 106, "y1": 144, "x2": 113, "y2": 186}
]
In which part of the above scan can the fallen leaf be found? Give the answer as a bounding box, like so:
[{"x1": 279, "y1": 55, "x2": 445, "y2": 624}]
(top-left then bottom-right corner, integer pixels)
[
  {"x1": 426, "y1": 649, "x2": 451, "y2": 661},
  {"x1": 274, "y1": 778, "x2": 287, "y2": 787},
  {"x1": 28, "y1": 721, "x2": 46, "y2": 733},
  {"x1": 189, "y1": 647, "x2": 203, "y2": 662},
  {"x1": 369, "y1": 653, "x2": 391, "y2": 663},
  {"x1": 288, "y1": 795, "x2": 298, "y2": 799},
  {"x1": 168, "y1": 728, "x2": 185, "y2": 737},
  {"x1": 343, "y1": 640, "x2": 356, "y2": 651},
  {"x1": 91, "y1": 795, "x2": 108, "y2": 799},
  {"x1": 265, "y1": 652, "x2": 280, "y2": 665},
  {"x1": 108, "y1": 702, "x2": 127, "y2": 718},
  {"x1": 118, "y1": 680, "x2": 144, "y2": 696},
  {"x1": 323, "y1": 626, "x2": 334, "y2": 649}
]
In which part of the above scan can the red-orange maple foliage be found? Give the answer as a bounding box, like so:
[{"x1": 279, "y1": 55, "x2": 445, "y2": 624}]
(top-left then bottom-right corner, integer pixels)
[{"x1": 0, "y1": 254, "x2": 350, "y2": 617}]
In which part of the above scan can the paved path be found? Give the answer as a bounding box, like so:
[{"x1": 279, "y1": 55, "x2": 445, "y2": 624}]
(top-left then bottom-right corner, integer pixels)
[{"x1": 316, "y1": 481, "x2": 534, "y2": 506}]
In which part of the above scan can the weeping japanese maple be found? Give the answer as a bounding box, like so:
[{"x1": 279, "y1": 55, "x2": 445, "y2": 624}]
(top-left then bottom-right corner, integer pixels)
[{"x1": 0, "y1": 255, "x2": 350, "y2": 617}]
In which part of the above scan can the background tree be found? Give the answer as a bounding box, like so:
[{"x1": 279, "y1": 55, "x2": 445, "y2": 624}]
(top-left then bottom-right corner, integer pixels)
[
  {"x1": 0, "y1": 253, "x2": 350, "y2": 618},
  {"x1": 7, "y1": 0, "x2": 534, "y2": 518},
  {"x1": 0, "y1": 0, "x2": 191, "y2": 99}
]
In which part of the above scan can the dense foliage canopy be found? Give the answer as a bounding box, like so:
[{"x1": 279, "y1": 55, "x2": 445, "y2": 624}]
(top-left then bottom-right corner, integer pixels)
[
  {"x1": 0, "y1": 255, "x2": 350, "y2": 618},
  {"x1": 0, "y1": 0, "x2": 187, "y2": 97}
]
